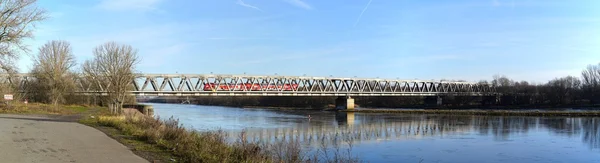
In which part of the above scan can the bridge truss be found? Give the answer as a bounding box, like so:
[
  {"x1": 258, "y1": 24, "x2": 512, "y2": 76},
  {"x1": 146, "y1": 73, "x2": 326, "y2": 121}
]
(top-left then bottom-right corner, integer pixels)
[{"x1": 2, "y1": 74, "x2": 496, "y2": 96}]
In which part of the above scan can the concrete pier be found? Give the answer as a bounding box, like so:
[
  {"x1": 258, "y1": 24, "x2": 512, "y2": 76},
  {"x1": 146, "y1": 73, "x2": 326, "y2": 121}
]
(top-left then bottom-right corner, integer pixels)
[
  {"x1": 335, "y1": 96, "x2": 355, "y2": 110},
  {"x1": 122, "y1": 104, "x2": 154, "y2": 117}
]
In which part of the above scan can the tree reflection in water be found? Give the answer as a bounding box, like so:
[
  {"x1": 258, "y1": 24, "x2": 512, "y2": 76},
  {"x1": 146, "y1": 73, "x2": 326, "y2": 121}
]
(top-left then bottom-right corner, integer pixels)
[{"x1": 227, "y1": 113, "x2": 600, "y2": 152}]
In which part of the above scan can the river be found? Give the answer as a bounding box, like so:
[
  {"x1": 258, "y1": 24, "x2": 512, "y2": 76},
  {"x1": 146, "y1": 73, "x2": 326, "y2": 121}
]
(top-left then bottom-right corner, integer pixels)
[{"x1": 146, "y1": 103, "x2": 600, "y2": 163}]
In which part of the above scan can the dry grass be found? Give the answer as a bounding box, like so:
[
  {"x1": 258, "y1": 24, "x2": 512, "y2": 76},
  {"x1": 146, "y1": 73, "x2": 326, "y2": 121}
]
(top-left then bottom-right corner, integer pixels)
[
  {"x1": 0, "y1": 102, "x2": 89, "y2": 115},
  {"x1": 91, "y1": 112, "x2": 364, "y2": 163}
]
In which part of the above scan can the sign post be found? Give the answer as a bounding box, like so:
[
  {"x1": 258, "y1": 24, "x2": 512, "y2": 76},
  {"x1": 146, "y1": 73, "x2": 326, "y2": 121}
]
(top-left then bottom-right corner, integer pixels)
[
  {"x1": 4, "y1": 94, "x2": 13, "y2": 100},
  {"x1": 4, "y1": 94, "x2": 13, "y2": 108}
]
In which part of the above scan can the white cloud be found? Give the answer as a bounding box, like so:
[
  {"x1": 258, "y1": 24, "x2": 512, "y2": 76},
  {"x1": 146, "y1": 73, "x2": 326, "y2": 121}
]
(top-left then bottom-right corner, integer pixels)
[
  {"x1": 236, "y1": 0, "x2": 263, "y2": 12},
  {"x1": 21, "y1": 22, "x2": 202, "y2": 74},
  {"x1": 284, "y1": 0, "x2": 313, "y2": 10},
  {"x1": 231, "y1": 46, "x2": 346, "y2": 66},
  {"x1": 97, "y1": 0, "x2": 163, "y2": 11},
  {"x1": 206, "y1": 37, "x2": 288, "y2": 40},
  {"x1": 492, "y1": 0, "x2": 500, "y2": 6},
  {"x1": 425, "y1": 54, "x2": 460, "y2": 60},
  {"x1": 138, "y1": 43, "x2": 189, "y2": 69}
]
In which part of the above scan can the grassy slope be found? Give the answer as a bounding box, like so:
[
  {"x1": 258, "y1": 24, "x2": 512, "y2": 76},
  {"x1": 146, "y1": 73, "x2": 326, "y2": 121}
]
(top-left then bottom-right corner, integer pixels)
[
  {"x1": 0, "y1": 103, "x2": 90, "y2": 115},
  {"x1": 79, "y1": 110, "x2": 361, "y2": 163},
  {"x1": 78, "y1": 108, "x2": 178, "y2": 163}
]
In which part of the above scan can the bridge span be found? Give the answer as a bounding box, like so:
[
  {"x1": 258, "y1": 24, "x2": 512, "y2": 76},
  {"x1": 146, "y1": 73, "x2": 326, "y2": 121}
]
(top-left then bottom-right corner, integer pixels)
[{"x1": 3, "y1": 73, "x2": 497, "y2": 109}]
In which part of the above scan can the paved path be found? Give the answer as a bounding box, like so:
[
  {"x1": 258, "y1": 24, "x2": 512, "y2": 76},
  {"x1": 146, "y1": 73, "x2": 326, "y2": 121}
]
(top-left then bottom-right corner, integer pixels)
[{"x1": 0, "y1": 114, "x2": 148, "y2": 163}]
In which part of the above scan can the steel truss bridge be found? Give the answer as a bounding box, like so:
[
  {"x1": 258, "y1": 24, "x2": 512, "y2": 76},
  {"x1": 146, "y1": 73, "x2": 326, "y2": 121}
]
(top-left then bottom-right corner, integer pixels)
[{"x1": 2, "y1": 74, "x2": 496, "y2": 96}]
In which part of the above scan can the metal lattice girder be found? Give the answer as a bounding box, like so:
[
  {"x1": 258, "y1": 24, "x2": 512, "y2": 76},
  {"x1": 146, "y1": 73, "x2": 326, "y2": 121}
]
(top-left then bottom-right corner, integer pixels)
[{"x1": 2, "y1": 73, "x2": 497, "y2": 96}]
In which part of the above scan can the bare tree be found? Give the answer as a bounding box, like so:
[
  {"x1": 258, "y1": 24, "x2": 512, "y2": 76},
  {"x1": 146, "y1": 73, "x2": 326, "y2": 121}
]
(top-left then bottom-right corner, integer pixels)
[
  {"x1": 30, "y1": 40, "x2": 76, "y2": 106},
  {"x1": 582, "y1": 63, "x2": 600, "y2": 103},
  {"x1": 83, "y1": 42, "x2": 139, "y2": 114},
  {"x1": 582, "y1": 63, "x2": 600, "y2": 87},
  {"x1": 547, "y1": 76, "x2": 581, "y2": 105},
  {"x1": 492, "y1": 75, "x2": 515, "y2": 94},
  {"x1": 0, "y1": 0, "x2": 46, "y2": 73},
  {"x1": 0, "y1": 0, "x2": 46, "y2": 99}
]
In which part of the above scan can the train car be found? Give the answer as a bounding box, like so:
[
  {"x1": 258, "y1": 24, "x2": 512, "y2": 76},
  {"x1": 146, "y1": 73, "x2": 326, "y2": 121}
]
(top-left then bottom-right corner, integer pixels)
[{"x1": 203, "y1": 83, "x2": 299, "y2": 91}]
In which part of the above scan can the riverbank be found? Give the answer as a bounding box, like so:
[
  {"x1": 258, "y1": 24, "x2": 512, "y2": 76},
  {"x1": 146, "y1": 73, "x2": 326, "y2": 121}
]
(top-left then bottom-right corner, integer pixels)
[
  {"x1": 339, "y1": 108, "x2": 600, "y2": 116},
  {"x1": 81, "y1": 109, "x2": 361, "y2": 163},
  {"x1": 2, "y1": 103, "x2": 360, "y2": 162},
  {"x1": 0, "y1": 103, "x2": 90, "y2": 116}
]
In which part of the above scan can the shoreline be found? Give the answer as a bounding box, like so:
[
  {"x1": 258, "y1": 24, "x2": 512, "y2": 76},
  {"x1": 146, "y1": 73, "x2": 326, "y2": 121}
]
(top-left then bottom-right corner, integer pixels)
[
  {"x1": 338, "y1": 108, "x2": 600, "y2": 117},
  {"x1": 144, "y1": 102, "x2": 600, "y2": 116}
]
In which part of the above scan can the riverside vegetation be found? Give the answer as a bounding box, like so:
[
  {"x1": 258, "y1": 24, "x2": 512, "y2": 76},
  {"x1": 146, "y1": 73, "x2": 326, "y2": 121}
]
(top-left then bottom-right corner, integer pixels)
[
  {"x1": 1, "y1": 102, "x2": 363, "y2": 163},
  {"x1": 0, "y1": 102, "x2": 89, "y2": 115},
  {"x1": 81, "y1": 110, "x2": 362, "y2": 163}
]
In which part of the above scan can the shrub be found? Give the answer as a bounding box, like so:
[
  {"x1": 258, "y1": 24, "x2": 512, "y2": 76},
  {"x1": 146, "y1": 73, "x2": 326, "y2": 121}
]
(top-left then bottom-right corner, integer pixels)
[{"x1": 95, "y1": 113, "x2": 363, "y2": 163}]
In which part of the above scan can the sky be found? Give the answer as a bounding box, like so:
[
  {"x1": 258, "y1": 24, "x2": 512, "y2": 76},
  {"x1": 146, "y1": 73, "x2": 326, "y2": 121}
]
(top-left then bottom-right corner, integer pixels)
[{"x1": 15, "y1": 0, "x2": 600, "y2": 83}]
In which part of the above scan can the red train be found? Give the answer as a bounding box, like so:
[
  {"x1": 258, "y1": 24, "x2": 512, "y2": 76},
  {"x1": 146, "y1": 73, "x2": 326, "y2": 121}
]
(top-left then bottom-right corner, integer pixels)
[{"x1": 203, "y1": 83, "x2": 299, "y2": 91}]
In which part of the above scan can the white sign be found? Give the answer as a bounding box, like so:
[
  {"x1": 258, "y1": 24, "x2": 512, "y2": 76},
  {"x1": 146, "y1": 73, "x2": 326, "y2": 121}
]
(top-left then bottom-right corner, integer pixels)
[{"x1": 4, "y1": 94, "x2": 13, "y2": 100}]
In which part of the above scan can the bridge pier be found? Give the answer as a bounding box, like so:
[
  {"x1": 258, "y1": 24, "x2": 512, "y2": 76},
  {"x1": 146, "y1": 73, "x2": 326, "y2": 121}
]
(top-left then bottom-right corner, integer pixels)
[
  {"x1": 335, "y1": 112, "x2": 355, "y2": 126},
  {"x1": 335, "y1": 96, "x2": 355, "y2": 110},
  {"x1": 122, "y1": 104, "x2": 154, "y2": 117},
  {"x1": 424, "y1": 96, "x2": 443, "y2": 106}
]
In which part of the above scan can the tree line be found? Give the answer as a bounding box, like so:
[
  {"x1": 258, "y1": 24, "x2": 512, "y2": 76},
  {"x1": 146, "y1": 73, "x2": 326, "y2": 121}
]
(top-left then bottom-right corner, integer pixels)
[
  {"x1": 24, "y1": 40, "x2": 139, "y2": 114},
  {"x1": 16, "y1": 40, "x2": 139, "y2": 114},
  {"x1": 476, "y1": 64, "x2": 600, "y2": 107}
]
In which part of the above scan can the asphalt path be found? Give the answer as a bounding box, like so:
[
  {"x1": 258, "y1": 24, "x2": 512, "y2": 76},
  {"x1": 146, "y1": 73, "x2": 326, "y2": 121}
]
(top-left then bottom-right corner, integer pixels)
[{"x1": 0, "y1": 114, "x2": 148, "y2": 163}]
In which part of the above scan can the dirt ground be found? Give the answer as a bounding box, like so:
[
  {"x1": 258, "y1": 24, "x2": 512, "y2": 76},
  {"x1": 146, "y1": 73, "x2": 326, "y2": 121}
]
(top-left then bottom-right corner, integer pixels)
[{"x1": 0, "y1": 114, "x2": 148, "y2": 163}]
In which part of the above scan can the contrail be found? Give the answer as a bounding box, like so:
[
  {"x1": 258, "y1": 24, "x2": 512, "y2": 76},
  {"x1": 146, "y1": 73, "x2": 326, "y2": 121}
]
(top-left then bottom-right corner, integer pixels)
[
  {"x1": 236, "y1": 0, "x2": 263, "y2": 12},
  {"x1": 354, "y1": 0, "x2": 373, "y2": 27}
]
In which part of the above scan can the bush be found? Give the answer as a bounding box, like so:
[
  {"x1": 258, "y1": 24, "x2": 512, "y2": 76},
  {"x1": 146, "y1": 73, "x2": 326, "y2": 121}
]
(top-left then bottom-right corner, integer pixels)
[{"x1": 94, "y1": 113, "x2": 363, "y2": 163}]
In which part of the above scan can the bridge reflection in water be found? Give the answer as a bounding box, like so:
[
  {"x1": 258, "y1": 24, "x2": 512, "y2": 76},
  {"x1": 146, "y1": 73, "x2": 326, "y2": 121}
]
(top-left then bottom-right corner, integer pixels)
[{"x1": 228, "y1": 113, "x2": 600, "y2": 150}]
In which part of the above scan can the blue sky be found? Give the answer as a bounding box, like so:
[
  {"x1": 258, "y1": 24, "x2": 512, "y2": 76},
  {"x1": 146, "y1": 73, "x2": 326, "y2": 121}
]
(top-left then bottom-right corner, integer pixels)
[{"x1": 17, "y1": 0, "x2": 600, "y2": 83}]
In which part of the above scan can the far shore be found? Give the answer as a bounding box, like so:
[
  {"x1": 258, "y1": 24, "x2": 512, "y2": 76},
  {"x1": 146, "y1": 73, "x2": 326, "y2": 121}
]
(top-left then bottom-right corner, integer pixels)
[
  {"x1": 337, "y1": 108, "x2": 600, "y2": 117},
  {"x1": 143, "y1": 102, "x2": 600, "y2": 117}
]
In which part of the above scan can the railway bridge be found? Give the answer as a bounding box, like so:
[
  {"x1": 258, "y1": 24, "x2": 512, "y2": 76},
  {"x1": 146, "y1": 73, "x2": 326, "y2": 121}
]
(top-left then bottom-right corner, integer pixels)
[{"x1": 2, "y1": 73, "x2": 497, "y2": 110}]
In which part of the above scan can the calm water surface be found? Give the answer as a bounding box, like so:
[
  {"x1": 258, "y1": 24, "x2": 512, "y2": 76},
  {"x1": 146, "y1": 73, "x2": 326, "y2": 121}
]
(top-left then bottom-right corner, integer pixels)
[{"x1": 146, "y1": 103, "x2": 600, "y2": 163}]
